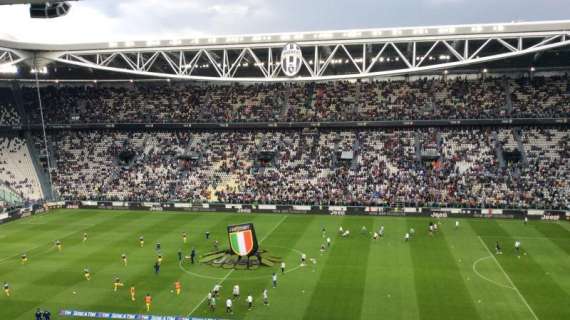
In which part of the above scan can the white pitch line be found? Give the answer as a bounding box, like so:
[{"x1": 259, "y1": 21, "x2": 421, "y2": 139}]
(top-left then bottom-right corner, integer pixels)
[
  {"x1": 186, "y1": 215, "x2": 288, "y2": 316},
  {"x1": 477, "y1": 236, "x2": 539, "y2": 320},
  {"x1": 472, "y1": 256, "x2": 515, "y2": 290}
]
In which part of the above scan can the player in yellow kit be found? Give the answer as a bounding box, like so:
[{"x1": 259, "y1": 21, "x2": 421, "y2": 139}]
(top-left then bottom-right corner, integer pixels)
[
  {"x1": 83, "y1": 232, "x2": 88, "y2": 243},
  {"x1": 20, "y1": 254, "x2": 28, "y2": 264},
  {"x1": 130, "y1": 286, "x2": 136, "y2": 301},
  {"x1": 157, "y1": 254, "x2": 163, "y2": 265},
  {"x1": 121, "y1": 253, "x2": 128, "y2": 266},
  {"x1": 84, "y1": 268, "x2": 91, "y2": 281},
  {"x1": 174, "y1": 281, "x2": 181, "y2": 295},
  {"x1": 113, "y1": 277, "x2": 124, "y2": 292},
  {"x1": 55, "y1": 240, "x2": 62, "y2": 251},
  {"x1": 3, "y1": 282, "x2": 10, "y2": 296},
  {"x1": 182, "y1": 232, "x2": 187, "y2": 244},
  {"x1": 139, "y1": 236, "x2": 144, "y2": 248},
  {"x1": 145, "y1": 294, "x2": 152, "y2": 311}
]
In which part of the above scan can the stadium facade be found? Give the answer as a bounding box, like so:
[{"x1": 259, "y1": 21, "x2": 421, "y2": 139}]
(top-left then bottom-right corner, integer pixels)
[
  {"x1": 0, "y1": 21, "x2": 569, "y2": 219},
  {"x1": 1, "y1": 20, "x2": 570, "y2": 81}
]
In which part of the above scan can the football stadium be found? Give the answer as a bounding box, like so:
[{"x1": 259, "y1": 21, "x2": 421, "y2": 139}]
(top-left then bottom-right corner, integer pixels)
[{"x1": 0, "y1": 1, "x2": 570, "y2": 319}]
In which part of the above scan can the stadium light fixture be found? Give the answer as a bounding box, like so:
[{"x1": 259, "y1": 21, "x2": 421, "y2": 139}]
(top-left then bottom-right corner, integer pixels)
[
  {"x1": 530, "y1": 66, "x2": 536, "y2": 72},
  {"x1": 0, "y1": 64, "x2": 18, "y2": 74},
  {"x1": 482, "y1": 68, "x2": 488, "y2": 73},
  {"x1": 444, "y1": 70, "x2": 449, "y2": 74},
  {"x1": 31, "y1": 66, "x2": 48, "y2": 74}
]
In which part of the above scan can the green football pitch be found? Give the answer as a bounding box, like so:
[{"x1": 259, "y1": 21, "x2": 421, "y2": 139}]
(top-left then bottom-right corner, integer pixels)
[{"x1": 0, "y1": 209, "x2": 569, "y2": 320}]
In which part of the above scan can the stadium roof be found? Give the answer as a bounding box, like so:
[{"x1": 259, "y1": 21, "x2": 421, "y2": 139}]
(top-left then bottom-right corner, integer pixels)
[{"x1": 1, "y1": 20, "x2": 570, "y2": 82}]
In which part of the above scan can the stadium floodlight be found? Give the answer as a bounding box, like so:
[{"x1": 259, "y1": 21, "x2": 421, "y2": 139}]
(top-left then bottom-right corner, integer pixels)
[
  {"x1": 530, "y1": 66, "x2": 536, "y2": 72},
  {"x1": 0, "y1": 64, "x2": 18, "y2": 74},
  {"x1": 483, "y1": 68, "x2": 489, "y2": 73},
  {"x1": 444, "y1": 70, "x2": 449, "y2": 74},
  {"x1": 31, "y1": 66, "x2": 48, "y2": 74}
]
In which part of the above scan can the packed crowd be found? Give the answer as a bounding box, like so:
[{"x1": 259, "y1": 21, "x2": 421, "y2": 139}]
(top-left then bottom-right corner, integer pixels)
[
  {"x1": 37, "y1": 127, "x2": 569, "y2": 209},
  {"x1": 0, "y1": 88, "x2": 21, "y2": 125},
  {"x1": 21, "y1": 75, "x2": 569, "y2": 124}
]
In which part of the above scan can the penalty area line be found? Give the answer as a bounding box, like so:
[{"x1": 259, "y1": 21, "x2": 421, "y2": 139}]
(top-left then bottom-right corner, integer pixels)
[
  {"x1": 477, "y1": 236, "x2": 539, "y2": 320},
  {"x1": 186, "y1": 215, "x2": 288, "y2": 316}
]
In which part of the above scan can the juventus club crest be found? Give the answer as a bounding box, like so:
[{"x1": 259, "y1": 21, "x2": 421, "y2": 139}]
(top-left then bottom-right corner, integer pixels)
[
  {"x1": 281, "y1": 43, "x2": 303, "y2": 77},
  {"x1": 227, "y1": 223, "x2": 259, "y2": 256}
]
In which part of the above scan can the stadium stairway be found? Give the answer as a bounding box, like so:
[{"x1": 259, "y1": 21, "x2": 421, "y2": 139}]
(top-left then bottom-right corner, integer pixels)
[
  {"x1": 492, "y1": 131, "x2": 506, "y2": 168},
  {"x1": 513, "y1": 127, "x2": 529, "y2": 165},
  {"x1": 25, "y1": 132, "x2": 55, "y2": 200},
  {"x1": 503, "y1": 78, "x2": 514, "y2": 115},
  {"x1": 277, "y1": 88, "x2": 289, "y2": 121},
  {"x1": 10, "y1": 81, "x2": 28, "y2": 126},
  {"x1": 414, "y1": 132, "x2": 422, "y2": 163}
]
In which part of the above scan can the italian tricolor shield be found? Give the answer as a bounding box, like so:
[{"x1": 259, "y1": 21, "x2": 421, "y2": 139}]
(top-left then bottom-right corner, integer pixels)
[{"x1": 229, "y1": 230, "x2": 254, "y2": 256}]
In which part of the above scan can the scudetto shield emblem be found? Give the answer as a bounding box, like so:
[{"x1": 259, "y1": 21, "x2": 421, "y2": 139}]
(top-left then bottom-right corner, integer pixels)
[
  {"x1": 281, "y1": 43, "x2": 303, "y2": 77},
  {"x1": 227, "y1": 223, "x2": 259, "y2": 256}
]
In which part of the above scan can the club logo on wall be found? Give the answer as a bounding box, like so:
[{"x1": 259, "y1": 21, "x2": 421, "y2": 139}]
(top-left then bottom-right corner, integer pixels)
[
  {"x1": 227, "y1": 223, "x2": 259, "y2": 256},
  {"x1": 281, "y1": 43, "x2": 303, "y2": 77}
]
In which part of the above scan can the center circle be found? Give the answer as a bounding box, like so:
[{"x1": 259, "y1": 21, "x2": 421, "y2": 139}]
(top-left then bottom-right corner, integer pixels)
[{"x1": 178, "y1": 244, "x2": 304, "y2": 281}]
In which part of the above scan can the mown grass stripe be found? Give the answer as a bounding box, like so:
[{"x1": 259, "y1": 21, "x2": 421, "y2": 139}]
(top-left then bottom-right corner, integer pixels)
[
  {"x1": 302, "y1": 216, "x2": 374, "y2": 320},
  {"x1": 407, "y1": 219, "x2": 481, "y2": 320},
  {"x1": 3, "y1": 211, "x2": 152, "y2": 319},
  {"x1": 470, "y1": 219, "x2": 570, "y2": 320},
  {"x1": 531, "y1": 222, "x2": 570, "y2": 257}
]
